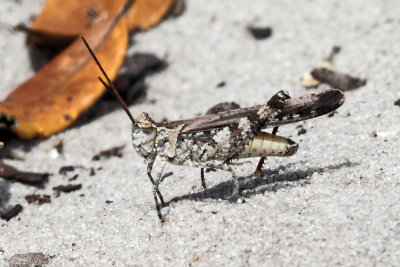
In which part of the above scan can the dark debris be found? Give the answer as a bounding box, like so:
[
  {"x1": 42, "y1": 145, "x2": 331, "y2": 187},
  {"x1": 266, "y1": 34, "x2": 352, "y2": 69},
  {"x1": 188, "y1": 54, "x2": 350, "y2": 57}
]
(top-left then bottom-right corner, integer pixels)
[
  {"x1": 216, "y1": 81, "x2": 226, "y2": 88},
  {"x1": 53, "y1": 184, "x2": 82, "y2": 193},
  {"x1": 25, "y1": 194, "x2": 51, "y2": 205},
  {"x1": 59, "y1": 165, "x2": 75, "y2": 175},
  {"x1": 68, "y1": 174, "x2": 79, "y2": 181},
  {"x1": 311, "y1": 68, "x2": 367, "y2": 91},
  {"x1": 92, "y1": 145, "x2": 125, "y2": 161},
  {"x1": 247, "y1": 26, "x2": 272, "y2": 40},
  {"x1": 0, "y1": 204, "x2": 23, "y2": 221},
  {"x1": 296, "y1": 125, "x2": 307, "y2": 136}
]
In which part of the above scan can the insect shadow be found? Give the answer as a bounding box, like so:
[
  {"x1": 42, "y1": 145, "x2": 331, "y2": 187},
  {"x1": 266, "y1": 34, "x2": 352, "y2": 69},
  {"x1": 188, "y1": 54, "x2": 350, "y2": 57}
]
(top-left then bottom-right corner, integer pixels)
[
  {"x1": 72, "y1": 53, "x2": 167, "y2": 129},
  {"x1": 167, "y1": 160, "x2": 359, "y2": 205},
  {"x1": 0, "y1": 180, "x2": 11, "y2": 210}
]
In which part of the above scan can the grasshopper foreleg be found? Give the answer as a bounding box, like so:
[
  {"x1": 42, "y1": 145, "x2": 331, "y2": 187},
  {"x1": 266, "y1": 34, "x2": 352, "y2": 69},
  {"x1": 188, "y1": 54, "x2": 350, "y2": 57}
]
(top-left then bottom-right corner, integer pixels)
[
  {"x1": 146, "y1": 158, "x2": 165, "y2": 206},
  {"x1": 146, "y1": 158, "x2": 166, "y2": 222}
]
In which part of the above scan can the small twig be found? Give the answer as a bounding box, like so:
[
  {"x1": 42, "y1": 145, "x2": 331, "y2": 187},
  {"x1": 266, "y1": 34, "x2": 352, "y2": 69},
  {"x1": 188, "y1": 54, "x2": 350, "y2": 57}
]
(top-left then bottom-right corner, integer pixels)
[
  {"x1": 0, "y1": 160, "x2": 48, "y2": 185},
  {"x1": 53, "y1": 184, "x2": 82, "y2": 193}
]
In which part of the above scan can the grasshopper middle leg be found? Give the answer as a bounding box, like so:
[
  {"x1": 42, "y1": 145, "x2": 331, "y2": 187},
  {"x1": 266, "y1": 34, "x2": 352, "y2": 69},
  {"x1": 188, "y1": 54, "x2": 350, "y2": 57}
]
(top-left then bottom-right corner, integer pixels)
[{"x1": 200, "y1": 168, "x2": 207, "y2": 189}]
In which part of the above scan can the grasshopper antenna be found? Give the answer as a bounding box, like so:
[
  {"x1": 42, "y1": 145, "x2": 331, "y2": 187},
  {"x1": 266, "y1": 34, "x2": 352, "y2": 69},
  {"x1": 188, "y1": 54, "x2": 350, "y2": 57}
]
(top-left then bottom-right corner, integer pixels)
[
  {"x1": 98, "y1": 77, "x2": 136, "y2": 124},
  {"x1": 82, "y1": 36, "x2": 136, "y2": 124}
]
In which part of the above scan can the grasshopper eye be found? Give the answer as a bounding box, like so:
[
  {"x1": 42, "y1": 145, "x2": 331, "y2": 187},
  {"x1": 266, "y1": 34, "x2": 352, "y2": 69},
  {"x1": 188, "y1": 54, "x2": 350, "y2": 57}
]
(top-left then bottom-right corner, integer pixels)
[
  {"x1": 136, "y1": 112, "x2": 153, "y2": 128},
  {"x1": 279, "y1": 90, "x2": 291, "y2": 100},
  {"x1": 267, "y1": 90, "x2": 292, "y2": 108}
]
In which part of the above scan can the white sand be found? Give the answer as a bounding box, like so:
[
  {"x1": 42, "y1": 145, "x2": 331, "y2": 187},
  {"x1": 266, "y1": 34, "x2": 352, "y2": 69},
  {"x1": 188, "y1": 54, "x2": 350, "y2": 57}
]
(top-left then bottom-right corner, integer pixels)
[{"x1": 1, "y1": 0, "x2": 400, "y2": 266}]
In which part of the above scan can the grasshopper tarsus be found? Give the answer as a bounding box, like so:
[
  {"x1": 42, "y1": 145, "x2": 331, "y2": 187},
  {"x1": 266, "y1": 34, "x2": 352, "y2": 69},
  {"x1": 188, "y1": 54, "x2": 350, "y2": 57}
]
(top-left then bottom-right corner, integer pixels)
[{"x1": 152, "y1": 188, "x2": 163, "y2": 221}]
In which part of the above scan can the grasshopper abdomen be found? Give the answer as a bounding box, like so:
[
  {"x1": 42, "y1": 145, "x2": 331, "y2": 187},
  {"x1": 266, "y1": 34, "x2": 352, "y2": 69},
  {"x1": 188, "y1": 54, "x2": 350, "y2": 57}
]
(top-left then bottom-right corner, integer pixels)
[{"x1": 237, "y1": 132, "x2": 298, "y2": 158}]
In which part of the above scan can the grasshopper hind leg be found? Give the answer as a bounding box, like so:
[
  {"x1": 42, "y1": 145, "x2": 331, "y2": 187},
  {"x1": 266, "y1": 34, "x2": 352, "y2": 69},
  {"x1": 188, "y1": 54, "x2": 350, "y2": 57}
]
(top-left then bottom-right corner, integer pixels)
[
  {"x1": 255, "y1": 126, "x2": 279, "y2": 177},
  {"x1": 255, "y1": 91, "x2": 291, "y2": 177}
]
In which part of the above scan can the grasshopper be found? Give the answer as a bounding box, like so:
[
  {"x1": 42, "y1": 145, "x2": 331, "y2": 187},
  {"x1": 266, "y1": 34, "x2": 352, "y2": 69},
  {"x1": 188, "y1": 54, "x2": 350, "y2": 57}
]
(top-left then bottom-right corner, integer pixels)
[{"x1": 82, "y1": 37, "x2": 345, "y2": 222}]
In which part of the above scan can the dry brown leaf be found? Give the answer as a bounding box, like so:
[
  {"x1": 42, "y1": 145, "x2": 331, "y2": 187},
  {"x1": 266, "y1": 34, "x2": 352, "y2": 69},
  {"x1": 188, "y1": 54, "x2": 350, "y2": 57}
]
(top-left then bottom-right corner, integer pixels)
[
  {"x1": 27, "y1": 0, "x2": 176, "y2": 46},
  {"x1": 0, "y1": 8, "x2": 128, "y2": 139},
  {"x1": 127, "y1": 0, "x2": 175, "y2": 31},
  {"x1": 28, "y1": 0, "x2": 124, "y2": 46}
]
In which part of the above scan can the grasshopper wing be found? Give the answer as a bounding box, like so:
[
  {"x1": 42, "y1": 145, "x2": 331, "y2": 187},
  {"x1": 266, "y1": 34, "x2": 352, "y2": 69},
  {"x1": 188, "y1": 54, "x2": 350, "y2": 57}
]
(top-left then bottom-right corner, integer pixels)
[
  {"x1": 265, "y1": 89, "x2": 345, "y2": 127},
  {"x1": 157, "y1": 105, "x2": 261, "y2": 133},
  {"x1": 160, "y1": 89, "x2": 345, "y2": 133}
]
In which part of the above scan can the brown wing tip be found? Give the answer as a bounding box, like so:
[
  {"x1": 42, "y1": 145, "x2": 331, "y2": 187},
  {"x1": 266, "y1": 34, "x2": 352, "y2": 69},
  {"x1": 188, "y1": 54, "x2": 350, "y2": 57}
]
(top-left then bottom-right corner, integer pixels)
[{"x1": 318, "y1": 89, "x2": 345, "y2": 107}]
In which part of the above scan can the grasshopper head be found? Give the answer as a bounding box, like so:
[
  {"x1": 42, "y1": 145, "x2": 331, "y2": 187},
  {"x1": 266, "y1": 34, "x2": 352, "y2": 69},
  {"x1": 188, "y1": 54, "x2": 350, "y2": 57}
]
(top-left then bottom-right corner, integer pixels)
[{"x1": 131, "y1": 112, "x2": 157, "y2": 158}]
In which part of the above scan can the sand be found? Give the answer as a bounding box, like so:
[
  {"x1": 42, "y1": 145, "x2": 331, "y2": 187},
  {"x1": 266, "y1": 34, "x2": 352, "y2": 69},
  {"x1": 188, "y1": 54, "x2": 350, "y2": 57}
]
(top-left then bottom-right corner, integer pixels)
[{"x1": 1, "y1": 0, "x2": 400, "y2": 266}]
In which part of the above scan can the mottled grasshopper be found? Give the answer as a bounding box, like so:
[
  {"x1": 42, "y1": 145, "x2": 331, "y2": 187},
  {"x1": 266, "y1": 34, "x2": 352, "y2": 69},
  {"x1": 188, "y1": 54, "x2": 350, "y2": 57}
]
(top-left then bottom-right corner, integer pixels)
[{"x1": 83, "y1": 37, "x2": 345, "y2": 222}]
